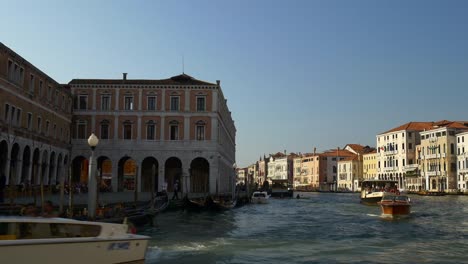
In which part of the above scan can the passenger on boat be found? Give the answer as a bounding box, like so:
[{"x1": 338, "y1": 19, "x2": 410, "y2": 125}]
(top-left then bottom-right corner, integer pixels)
[{"x1": 21, "y1": 203, "x2": 39, "y2": 216}]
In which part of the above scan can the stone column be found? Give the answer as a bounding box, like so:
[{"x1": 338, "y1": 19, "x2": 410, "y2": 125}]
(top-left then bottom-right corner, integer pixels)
[
  {"x1": 4, "y1": 158, "x2": 11, "y2": 185},
  {"x1": 27, "y1": 154, "x2": 33, "y2": 183},
  {"x1": 138, "y1": 89, "x2": 142, "y2": 111},
  {"x1": 16, "y1": 159, "x2": 23, "y2": 185},
  {"x1": 184, "y1": 116, "x2": 190, "y2": 141},
  {"x1": 161, "y1": 90, "x2": 165, "y2": 111},
  {"x1": 185, "y1": 90, "x2": 190, "y2": 111},
  {"x1": 115, "y1": 89, "x2": 120, "y2": 110},
  {"x1": 159, "y1": 164, "x2": 165, "y2": 192},
  {"x1": 160, "y1": 116, "x2": 165, "y2": 141},
  {"x1": 91, "y1": 115, "x2": 96, "y2": 134},
  {"x1": 111, "y1": 161, "x2": 119, "y2": 193},
  {"x1": 137, "y1": 116, "x2": 142, "y2": 140},
  {"x1": 114, "y1": 116, "x2": 119, "y2": 140},
  {"x1": 92, "y1": 88, "x2": 97, "y2": 110}
]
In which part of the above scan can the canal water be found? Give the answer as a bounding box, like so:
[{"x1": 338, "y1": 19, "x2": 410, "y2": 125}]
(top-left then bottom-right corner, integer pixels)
[{"x1": 141, "y1": 192, "x2": 467, "y2": 264}]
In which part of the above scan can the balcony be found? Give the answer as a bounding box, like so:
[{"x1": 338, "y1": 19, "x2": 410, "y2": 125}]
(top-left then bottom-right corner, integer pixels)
[
  {"x1": 403, "y1": 164, "x2": 419, "y2": 172},
  {"x1": 383, "y1": 167, "x2": 397, "y2": 172},
  {"x1": 426, "y1": 171, "x2": 440, "y2": 176},
  {"x1": 424, "y1": 153, "x2": 441, "y2": 159},
  {"x1": 384, "y1": 150, "x2": 398, "y2": 156}
]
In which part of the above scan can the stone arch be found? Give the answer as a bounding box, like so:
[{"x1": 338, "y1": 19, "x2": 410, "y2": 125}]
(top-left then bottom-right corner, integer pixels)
[
  {"x1": 141, "y1": 157, "x2": 159, "y2": 192},
  {"x1": 165, "y1": 157, "x2": 182, "y2": 192},
  {"x1": 190, "y1": 157, "x2": 210, "y2": 193},
  {"x1": 118, "y1": 156, "x2": 137, "y2": 192}
]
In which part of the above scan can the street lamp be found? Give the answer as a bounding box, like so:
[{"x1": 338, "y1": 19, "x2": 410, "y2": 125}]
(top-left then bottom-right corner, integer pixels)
[{"x1": 87, "y1": 133, "x2": 99, "y2": 219}]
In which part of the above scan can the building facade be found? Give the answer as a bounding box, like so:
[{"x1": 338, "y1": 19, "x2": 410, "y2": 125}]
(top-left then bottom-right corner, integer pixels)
[
  {"x1": 363, "y1": 150, "x2": 377, "y2": 180},
  {"x1": 0, "y1": 43, "x2": 72, "y2": 189},
  {"x1": 376, "y1": 122, "x2": 434, "y2": 189},
  {"x1": 69, "y1": 73, "x2": 236, "y2": 195},
  {"x1": 457, "y1": 131, "x2": 468, "y2": 191},
  {"x1": 418, "y1": 122, "x2": 468, "y2": 192}
]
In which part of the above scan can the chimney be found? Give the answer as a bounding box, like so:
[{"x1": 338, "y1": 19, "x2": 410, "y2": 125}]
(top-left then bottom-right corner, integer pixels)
[
  {"x1": 216, "y1": 80, "x2": 220, "y2": 86},
  {"x1": 123, "y1": 73, "x2": 127, "y2": 81}
]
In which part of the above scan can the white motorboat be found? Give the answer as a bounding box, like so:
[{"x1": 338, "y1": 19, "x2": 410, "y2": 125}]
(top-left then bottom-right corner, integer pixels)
[
  {"x1": 0, "y1": 216, "x2": 150, "y2": 264},
  {"x1": 251, "y1": 191, "x2": 270, "y2": 204}
]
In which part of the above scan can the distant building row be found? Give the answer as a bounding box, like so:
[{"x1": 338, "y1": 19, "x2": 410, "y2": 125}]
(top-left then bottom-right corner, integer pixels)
[{"x1": 239, "y1": 120, "x2": 468, "y2": 193}]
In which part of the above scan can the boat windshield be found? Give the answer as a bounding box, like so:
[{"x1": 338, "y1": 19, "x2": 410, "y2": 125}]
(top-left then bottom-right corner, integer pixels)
[
  {"x1": 253, "y1": 193, "x2": 266, "y2": 198},
  {"x1": 381, "y1": 195, "x2": 395, "y2": 202},
  {"x1": 0, "y1": 222, "x2": 101, "y2": 240},
  {"x1": 394, "y1": 196, "x2": 409, "y2": 202}
]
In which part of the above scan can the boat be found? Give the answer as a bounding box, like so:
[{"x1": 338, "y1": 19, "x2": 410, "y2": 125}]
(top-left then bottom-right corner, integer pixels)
[
  {"x1": 0, "y1": 216, "x2": 149, "y2": 264},
  {"x1": 378, "y1": 195, "x2": 411, "y2": 218},
  {"x1": 211, "y1": 195, "x2": 237, "y2": 210},
  {"x1": 270, "y1": 179, "x2": 294, "y2": 198},
  {"x1": 251, "y1": 191, "x2": 270, "y2": 204},
  {"x1": 184, "y1": 196, "x2": 211, "y2": 210},
  {"x1": 360, "y1": 179, "x2": 399, "y2": 205},
  {"x1": 416, "y1": 191, "x2": 446, "y2": 196}
]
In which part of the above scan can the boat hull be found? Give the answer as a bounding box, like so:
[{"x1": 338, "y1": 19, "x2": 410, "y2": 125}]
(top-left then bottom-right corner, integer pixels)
[
  {"x1": 379, "y1": 203, "x2": 411, "y2": 217},
  {"x1": 0, "y1": 237, "x2": 148, "y2": 264},
  {"x1": 251, "y1": 198, "x2": 269, "y2": 204}
]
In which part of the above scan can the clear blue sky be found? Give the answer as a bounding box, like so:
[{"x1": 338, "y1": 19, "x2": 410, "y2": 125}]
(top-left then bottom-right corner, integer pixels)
[{"x1": 2, "y1": 0, "x2": 468, "y2": 167}]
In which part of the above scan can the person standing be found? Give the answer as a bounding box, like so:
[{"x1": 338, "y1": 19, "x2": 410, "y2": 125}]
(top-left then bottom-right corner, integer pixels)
[
  {"x1": 172, "y1": 180, "x2": 179, "y2": 200},
  {"x1": 0, "y1": 172, "x2": 6, "y2": 204}
]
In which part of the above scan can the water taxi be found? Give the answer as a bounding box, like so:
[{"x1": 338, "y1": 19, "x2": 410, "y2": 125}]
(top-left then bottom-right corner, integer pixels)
[
  {"x1": 251, "y1": 191, "x2": 270, "y2": 204},
  {"x1": 360, "y1": 179, "x2": 399, "y2": 205},
  {"x1": 378, "y1": 195, "x2": 411, "y2": 218},
  {"x1": 0, "y1": 216, "x2": 150, "y2": 264}
]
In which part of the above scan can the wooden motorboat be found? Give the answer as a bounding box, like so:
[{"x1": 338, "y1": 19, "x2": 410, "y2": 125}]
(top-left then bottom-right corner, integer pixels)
[
  {"x1": 251, "y1": 191, "x2": 270, "y2": 204},
  {"x1": 378, "y1": 195, "x2": 411, "y2": 217},
  {"x1": 0, "y1": 216, "x2": 149, "y2": 264}
]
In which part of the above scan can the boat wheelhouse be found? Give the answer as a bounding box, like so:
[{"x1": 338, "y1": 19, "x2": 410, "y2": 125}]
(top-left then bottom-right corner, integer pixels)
[{"x1": 360, "y1": 179, "x2": 399, "y2": 205}]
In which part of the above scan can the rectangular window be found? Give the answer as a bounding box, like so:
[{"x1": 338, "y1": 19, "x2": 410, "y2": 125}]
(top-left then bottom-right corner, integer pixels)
[
  {"x1": 147, "y1": 123, "x2": 155, "y2": 140},
  {"x1": 48, "y1": 86, "x2": 52, "y2": 101},
  {"x1": 19, "y1": 67, "x2": 24, "y2": 84},
  {"x1": 147, "y1": 96, "x2": 156, "y2": 110},
  {"x1": 451, "y1": 144, "x2": 455, "y2": 154},
  {"x1": 196, "y1": 97, "x2": 206, "y2": 111},
  {"x1": 27, "y1": 113, "x2": 32, "y2": 129},
  {"x1": 46, "y1": 121, "x2": 50, "y2": 136},
  {"x1": 100, "y1": 123, "x2": 109, "y2": 139},
  {"x1": 7, "y1": 60, "x2": 13, "y2": 80},
  {"x1": 16, "y1": 109, "x2": 21, "y2": 126},
  {"x1": 53, "y1": 124, "x2": 57, "y2": 138},
  {"x1": 29, "y1": 75, "x2": 35, "y2": 94},
  {"x1": 403, "y1": 159, "x2": 405, "y2": 166},
  {"x1": 39, "y1": 80, "x2": 43, "y2": 97},
  {"x1": 170, "y1": 125, "x2": 179, "y2": 140},
  {"x1": 4, "y1": 104, "x2": 9, "y2": 122},
  {"x1": 78, "y1": 95, "x2": 88, "y2": 110},
  {"x1": 101, "y1": 95, "x2": 111, "y2": 110},
  {"x1": 124, "y1": 96, "x2": 134, "y2": 110},
  {"x1": 409, "y1": 143, "x2": 413, "y2": 150},
  {"x1": 196, "y1": 125, "x2": 205, "y2": 140},
  {"x1": 170, "y1": 96, "x2": 179, "y2": 111},
  {"x1": 77, "y1": 122, "x2": 86, "y2": 139},
  {"x1": 37, "y1": 117, "x2": 42, "y2": 133},
  {"x1": 408, "y1": 132, "x2": 412, "y2": 137},
  {"x1": 409, "y1": 159, "x2": 413, "y2": 164},
  {"x1": 10, "y1": 106, "x2": 16, "y2": 125},
  {"x1": 123, "y1": 124, "x2": 132, "y2": 139},
  {"x1": 55, "y1": 91, "x2": 59, "y2": 106},
  {"x1": 402, "y1": 143, "x2": 405, "y2": 150},
  {"x1": 62, "y1": 95, "x2": 65, "y2": 110}
]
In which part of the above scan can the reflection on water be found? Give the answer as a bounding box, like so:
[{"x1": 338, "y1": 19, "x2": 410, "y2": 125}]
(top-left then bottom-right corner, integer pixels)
[{"x1": 142, "y1": 193, "x2": 468, "y2": 264}]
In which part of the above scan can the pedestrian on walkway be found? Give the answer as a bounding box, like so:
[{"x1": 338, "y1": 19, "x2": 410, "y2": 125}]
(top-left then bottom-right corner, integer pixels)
[{"x1": 172, "y1": 180, "x2": 179, "y2": 200}]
